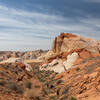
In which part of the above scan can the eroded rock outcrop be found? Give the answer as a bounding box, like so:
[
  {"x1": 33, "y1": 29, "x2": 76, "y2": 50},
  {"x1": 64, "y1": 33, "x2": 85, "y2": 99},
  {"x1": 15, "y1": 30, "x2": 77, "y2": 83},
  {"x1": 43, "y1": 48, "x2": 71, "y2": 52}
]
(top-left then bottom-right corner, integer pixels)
[
  {"x1": 0, "y1": 50, "x2": 48, "y2": 62},
  {"x1": 40, "y1": 33, "x2": 100, "y2": 74},
  {"x1": 51, "y1": 32, "x2": 100, "y2": 54}
]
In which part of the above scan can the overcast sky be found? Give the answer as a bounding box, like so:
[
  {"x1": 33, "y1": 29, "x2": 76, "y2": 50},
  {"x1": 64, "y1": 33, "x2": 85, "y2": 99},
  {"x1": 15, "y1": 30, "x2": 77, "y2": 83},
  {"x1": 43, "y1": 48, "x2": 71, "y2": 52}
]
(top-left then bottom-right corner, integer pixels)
[{"x1": 0, "y1": 0, "x2": 100, "y2": 51}]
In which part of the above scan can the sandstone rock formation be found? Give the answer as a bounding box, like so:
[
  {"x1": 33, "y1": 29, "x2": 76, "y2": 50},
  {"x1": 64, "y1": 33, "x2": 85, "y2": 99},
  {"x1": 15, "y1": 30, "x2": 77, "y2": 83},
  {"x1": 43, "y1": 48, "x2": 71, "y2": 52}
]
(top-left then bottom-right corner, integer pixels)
[
  {"x1": 63, "y1": 52, "x2": 78, "y2": 70},
  {"x1": 0, "y1": 57, "x2": 32, "y2": 72},
  {"x1": 0, "y1": 50, "x2": 48, "y2": 62},
  {"x1": 40, "y1": 33, "x2": 100, "y2": 71},
  {"x1": 51, "y1": 32, "x2": 100, "y2": 54},
  {"x1": 38, "y1": 33, "x2": 100, "y2": 100},
  {"x1": 40, "y1": 59, "x2": 65, "y2": 73}
]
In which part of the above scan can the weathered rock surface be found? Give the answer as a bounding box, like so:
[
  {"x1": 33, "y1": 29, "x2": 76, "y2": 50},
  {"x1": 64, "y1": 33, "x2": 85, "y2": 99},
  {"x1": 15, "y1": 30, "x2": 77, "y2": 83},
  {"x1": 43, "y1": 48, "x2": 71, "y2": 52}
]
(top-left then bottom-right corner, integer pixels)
[
  {"x1": 53, "y1": 52, "x2": 100, "y2": 100},
  {"x1": 0, "y1": 57, "x2": 32, "y2": 72},
  {"x1": 41, "y1": 59, "x2": 65, "y2": 73},
  {"x1": 51, "y1": 32, "x2": 100, "y2": 54},
  {"x1": 0, "y1": 50, "x2": 48, "y2": 62},
  {"x1": 63, "y1": 52, "x2": 78, "y2": 69},
  {"x1": 48, "y1": 59, "x2": 59, "y2": 66}
]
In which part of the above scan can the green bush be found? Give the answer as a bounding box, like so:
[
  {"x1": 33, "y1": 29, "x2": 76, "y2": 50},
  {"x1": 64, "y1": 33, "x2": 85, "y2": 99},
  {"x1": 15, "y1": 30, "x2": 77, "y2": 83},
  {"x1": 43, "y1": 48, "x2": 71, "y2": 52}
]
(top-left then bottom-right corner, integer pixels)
[
  {"x1": 56, "y1": 80, "x2": 63, "y2": 85},
  {"x1": 7, "y1": 82, "x2": 24, "y2": 94},
  {"x1": 0, "y1": 80, "x2": 6, "y2": 86},
  {"x1": 76, "y1": 67, "x2": 80, "y2": 71},
  {"x1": 69, "y1": 96, "x2": 77, "y2": 100},
  {"x1": 49, "y1": 95, "x2": 57, "y2": 100},
  {"x1": 62, "y1": 86, "x2": 69, "y2": 95},
  {"x1": 60, "y1": 95, "x2": 68, "y2": 100},
  {"x1": 25, "y1": 81, "x2": 32, "y2": 89}
]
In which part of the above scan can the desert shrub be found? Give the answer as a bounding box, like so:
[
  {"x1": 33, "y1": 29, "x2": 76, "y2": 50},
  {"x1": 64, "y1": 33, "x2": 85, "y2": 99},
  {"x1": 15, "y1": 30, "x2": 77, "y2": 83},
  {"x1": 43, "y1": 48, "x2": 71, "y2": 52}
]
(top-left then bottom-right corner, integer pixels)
[
  {"x1": 46, "y1": 89, "x2": 55, "y2": 94},
  {"x1": 42, "y1": 88, "x2": 48, "y2": 96},
  {"x1": 18, "y1": 68, "x2": 22, "y2": 72},
  {"x1": 56, "y1": 80, "x2": 63, "y2": 85},
  {"x1": 69, "y1": 96, "x2": 77, "y2": 100},
  {"x1": 49, "y1": 95, "x2": 57, "y2": 100},
  {"x1": 25, "y1": 81, "x2": 32, "y2": 89},
  {"x1": 0, "y1": 80, "x2": 6, "y2": 86},
  {"x1": 39, "y1": 78, "x2": 45, "y2": 82},
  {"x1": 56, "y1": 87, "x2": 61, "y2": 96},
  {"x1": 49, "y1": 84, "x2": 54, "y2": 89},
  {"x1": 3, "y1": 65, "x2": 9, "y2": 69},
  {"x1": 0, "y1": 72, "x2": 5, "y2": 76},
  {"x1": 60, "y1": 95, "x2": 68, "y2": 100},
  {"x1": 24, "y1": 89, "x2": 41, "y2": 100},
  {"x1": 62, "y1": 86, "x2": 69, "y2": 95},
  {"x1": 76, "y1": 67, "x2": 80, "y2": 71},
  {"x1": 7, "y1": 82, "x2": 24, "y2": 94}
]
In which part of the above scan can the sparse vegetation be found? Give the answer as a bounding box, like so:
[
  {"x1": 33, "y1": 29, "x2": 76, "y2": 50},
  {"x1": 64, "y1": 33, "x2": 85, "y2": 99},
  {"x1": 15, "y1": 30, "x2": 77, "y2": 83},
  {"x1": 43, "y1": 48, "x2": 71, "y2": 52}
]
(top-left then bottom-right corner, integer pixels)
[
  {"x1": 56, "y1": 87, "x2": 61, "y2": 96},
  {"x1": 49, "y1": 95, "x2": 57, "y2": 100},
  {"x1": 62, "y1": 86, "x2": 69, "y2": 95},
  {"x1": 56, "y1": 79, "x2": 63, "y2": 85},
  {"x1": 0, "y1": 72, "x2": 5, "y2": 76},
  {"x1": 69, "y1": 96, "x2": 77, "y2": 100},
  {"x1": 0, "y1": 80, "x2": 6, "y2": 86},
  {"x1": 25, "y1": 81, "x2": 32, "y2": 89},
  {"x1": 24, "y1": 89, "x2": 41, "y2": 100},
  {"x1": 7, "y1": 82, "x2": 24, "y2": 94},
  {"x1": 42, "y1": 88, "x2": 48, "y2": 96},
  {"x1": 60, "y1": 95, "x2": 68, "y2": 100},
  {"x1": 76, "y1": 67, "x2": 80, "y2": 71}
]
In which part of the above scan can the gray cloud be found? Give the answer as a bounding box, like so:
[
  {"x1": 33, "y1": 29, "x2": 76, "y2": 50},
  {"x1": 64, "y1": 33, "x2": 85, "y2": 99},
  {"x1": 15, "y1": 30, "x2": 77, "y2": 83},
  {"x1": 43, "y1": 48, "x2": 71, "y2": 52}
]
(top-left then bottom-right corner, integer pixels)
[
  {"x1": 84, "y1": 0, "x2": 100, "y2": 3},
  {"x1": 0, "y1": 4, "x2": 99, "y2": 51}
]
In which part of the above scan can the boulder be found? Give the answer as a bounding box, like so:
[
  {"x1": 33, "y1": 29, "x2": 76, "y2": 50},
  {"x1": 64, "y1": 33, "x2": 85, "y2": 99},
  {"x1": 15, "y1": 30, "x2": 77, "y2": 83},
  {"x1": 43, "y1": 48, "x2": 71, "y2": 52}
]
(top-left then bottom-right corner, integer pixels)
[
  {"x1": 24, "y1": 63, "x2": 33, "y2": 71},
  {"x1": 63, "y1": 52, "x2": 78, "y2": 69},
  {"x1": 48, "y1": 59, "x2": 59, "y2": 66},
  {"x1": 42, "y1": 64, "x2": 48, "y2": 68}
]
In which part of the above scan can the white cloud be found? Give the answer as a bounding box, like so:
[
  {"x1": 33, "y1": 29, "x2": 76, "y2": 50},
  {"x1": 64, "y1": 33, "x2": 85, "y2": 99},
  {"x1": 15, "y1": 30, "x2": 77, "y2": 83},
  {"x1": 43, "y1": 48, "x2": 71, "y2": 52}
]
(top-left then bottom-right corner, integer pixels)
[
  {"x1": 84, "y1": 0, "x2": 100, "y2": 3},
  {"x1": 0, "y1": 4, "x2": 99, "y2": 51},
  {"x1": 0, "y1": 5, "x2": 8, "y2": 10}
]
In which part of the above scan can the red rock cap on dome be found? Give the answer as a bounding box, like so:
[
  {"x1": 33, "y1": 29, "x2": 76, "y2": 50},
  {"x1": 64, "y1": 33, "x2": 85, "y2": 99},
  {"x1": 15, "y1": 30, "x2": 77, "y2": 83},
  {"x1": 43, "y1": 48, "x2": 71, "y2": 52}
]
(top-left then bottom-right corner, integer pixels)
[{"x1": 59, "y1": 32, "x2": 77, "y2": 38}]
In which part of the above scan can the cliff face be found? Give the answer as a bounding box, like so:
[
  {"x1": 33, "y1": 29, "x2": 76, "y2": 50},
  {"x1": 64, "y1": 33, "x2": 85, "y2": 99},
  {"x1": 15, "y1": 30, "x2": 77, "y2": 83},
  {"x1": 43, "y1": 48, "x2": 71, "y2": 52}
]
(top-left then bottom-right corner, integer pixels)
[{"x1": 51, "y1": 32, "x2": 100, "y2": 54}]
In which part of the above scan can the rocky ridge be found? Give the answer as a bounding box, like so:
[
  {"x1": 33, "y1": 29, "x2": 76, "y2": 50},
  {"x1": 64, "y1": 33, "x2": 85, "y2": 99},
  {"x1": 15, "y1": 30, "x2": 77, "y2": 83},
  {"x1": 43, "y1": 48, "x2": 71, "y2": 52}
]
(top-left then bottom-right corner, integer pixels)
[{"x1": 0, "y1": 50, "x2": 48, "y2": 62}]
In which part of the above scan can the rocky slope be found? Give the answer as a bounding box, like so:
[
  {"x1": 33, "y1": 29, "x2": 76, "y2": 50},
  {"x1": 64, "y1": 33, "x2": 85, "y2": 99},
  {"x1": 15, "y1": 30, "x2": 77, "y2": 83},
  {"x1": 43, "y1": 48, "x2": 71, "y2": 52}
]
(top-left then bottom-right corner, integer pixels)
[
  {"x1": 0, "y1": 33, "x2": 100, "y2": 100},
  {"x1": 46, "y1": 49, "x2": 100, "y2": 100},
  {"x1": 39, "y1": 33, "x2": 100, "y2": 100},
  {"x1": 0, "y1": 62, "x2": 43, "y2": 100}
]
